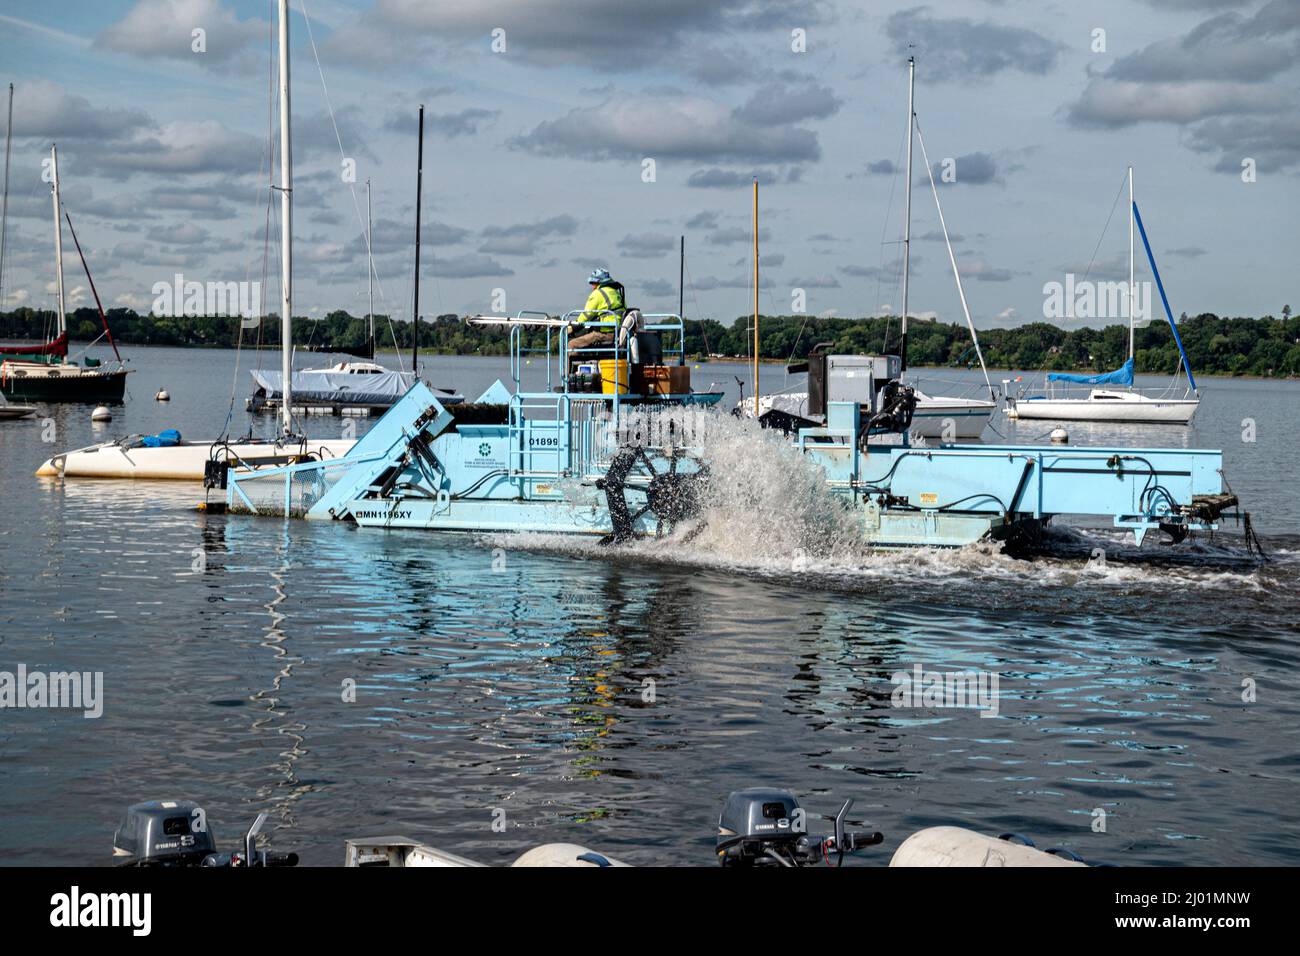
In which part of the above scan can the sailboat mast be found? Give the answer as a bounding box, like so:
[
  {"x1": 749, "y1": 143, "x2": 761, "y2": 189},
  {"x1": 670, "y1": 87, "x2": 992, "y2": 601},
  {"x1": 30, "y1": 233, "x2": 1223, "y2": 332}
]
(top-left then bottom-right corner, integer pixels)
[
  {"x1": 412, "y1": 104, "x2": 424, "y2": 378},
  {"x1": 678, "y1": 234, "x2": 684, "y2": 319},
  {"x1": 678, "y1": 234, "x2": 686, "y2": 367},
  {"x1": 1128, "y1": 165, "x2": 1135, "y2": 363},
  {"x1": 752, "y1": 177, "x2": 759, "y2": 416},
  {"x1": 900, "y1": 55, "x2": 915, "y2": 373},
  {"x1": 1, "y1": 83, "x2": 12, "y2": 308},
  {"x1": 276, "y1": 0, "x2": 293, "y2": 437},
  {"x1": 50, "y1": 144, "x2": 66, "y2": 338},
  {"x1": 366, "y1": 178, "x2": 374, "y2": 356}
]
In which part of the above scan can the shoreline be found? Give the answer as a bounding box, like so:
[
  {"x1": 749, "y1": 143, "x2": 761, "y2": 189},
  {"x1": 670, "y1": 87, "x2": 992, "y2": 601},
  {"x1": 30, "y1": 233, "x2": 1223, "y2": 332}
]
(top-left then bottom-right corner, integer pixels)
[{"x1": 4, "y1": 340, "x2": 1289, "y2": 381}]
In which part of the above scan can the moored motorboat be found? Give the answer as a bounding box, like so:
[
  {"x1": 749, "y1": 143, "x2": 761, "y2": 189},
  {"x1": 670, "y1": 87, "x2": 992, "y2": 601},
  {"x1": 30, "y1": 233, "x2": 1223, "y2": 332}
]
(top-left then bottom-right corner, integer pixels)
[{"x1": 0, "y1": 398, "x2": 37, "y2": 420}]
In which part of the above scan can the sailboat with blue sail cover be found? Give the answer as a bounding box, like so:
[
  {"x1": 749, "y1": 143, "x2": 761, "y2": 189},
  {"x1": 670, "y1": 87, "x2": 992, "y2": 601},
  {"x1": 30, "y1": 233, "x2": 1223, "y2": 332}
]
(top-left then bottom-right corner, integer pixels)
[{"x1": 1007, "y1": 167, "x2": 1200, "y2": 425}]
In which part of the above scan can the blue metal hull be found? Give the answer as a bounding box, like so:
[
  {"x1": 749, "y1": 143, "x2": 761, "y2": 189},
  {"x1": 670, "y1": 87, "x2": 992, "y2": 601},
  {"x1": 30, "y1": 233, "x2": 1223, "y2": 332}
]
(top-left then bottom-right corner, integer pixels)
[{"x1": 228, "y1": 349, "x2": 1231, "y2": 552}]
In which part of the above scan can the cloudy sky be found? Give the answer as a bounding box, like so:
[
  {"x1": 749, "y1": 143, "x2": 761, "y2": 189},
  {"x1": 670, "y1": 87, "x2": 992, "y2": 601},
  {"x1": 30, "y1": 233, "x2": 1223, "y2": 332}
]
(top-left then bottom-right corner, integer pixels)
[{"x1": 0, "y1": 0, "x2": 1295, "y2": 332}]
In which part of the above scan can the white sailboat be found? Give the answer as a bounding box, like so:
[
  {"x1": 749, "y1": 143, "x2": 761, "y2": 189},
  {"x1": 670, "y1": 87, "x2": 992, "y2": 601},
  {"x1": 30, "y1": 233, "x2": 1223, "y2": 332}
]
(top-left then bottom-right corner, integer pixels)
[
  {"x1": 36, "y1": 0, "x2": 353, "y2": 479},
  {"x1": 1006, "y1": 167, "x2": 1200, "y2": 425}
]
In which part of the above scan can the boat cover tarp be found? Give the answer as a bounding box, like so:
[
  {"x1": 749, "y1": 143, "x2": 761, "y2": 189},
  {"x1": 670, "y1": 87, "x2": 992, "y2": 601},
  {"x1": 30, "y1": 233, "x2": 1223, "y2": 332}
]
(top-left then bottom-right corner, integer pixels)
[
  {"x1": 1048, "y1": 357, "x2": 1134, "y2": 386},
  {"x1": 141, "y1": 428, "x2": 181, "y2": 447},
  {"x1": 0, "y1": 332, "x2": 69, "y2": 358},
  {"x1": 250, "y1": 369, "x2": 414, "y2": 406}
]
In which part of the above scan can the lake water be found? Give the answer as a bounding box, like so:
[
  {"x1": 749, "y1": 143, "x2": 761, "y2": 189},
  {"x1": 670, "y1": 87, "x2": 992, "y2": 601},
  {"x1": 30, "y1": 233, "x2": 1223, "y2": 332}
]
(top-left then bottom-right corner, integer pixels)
[{"x1": 1, "y1": 345, "x2": 1297, "y2": 866}]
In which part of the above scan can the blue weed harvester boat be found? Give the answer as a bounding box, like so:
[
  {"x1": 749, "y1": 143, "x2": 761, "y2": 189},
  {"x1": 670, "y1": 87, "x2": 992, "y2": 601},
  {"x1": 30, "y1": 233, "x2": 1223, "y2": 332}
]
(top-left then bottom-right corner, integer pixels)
[{"x1": 214, "y1": 309, "x2": 1244, "y2": 554}]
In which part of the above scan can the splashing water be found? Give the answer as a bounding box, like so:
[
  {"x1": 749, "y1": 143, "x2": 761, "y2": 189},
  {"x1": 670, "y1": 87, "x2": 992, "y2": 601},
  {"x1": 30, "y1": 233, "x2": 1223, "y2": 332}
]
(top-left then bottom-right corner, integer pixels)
[{"x1": 673, "y1": 412, "x2": 866, "y2": 564}]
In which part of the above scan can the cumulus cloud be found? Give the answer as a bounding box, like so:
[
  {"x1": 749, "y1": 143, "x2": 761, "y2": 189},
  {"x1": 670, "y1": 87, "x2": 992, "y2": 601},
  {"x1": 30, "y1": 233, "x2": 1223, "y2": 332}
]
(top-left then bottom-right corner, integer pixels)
[
  {"x1": 840, "y1": 264, "x2": 891, "y2": 278},
  {"x1": 617, "y1": 233, "x2": 678, "y2": 258},
  {"x1": 142, "y1": 186, "x2": 237, "y2": 220},
  {"x1": 958, "y1": 257, "x2": 1012, "y2": 282},
  {"x1": 731, "y1": 253, "x2": 785, "y2": 268},
  {"x1": 918, "y1": 230, "x2": 965, "y2": 243},
  {"x1": 334, "y1": 0, "x2": 827, "y2": 71},
  {"x1": 477, "y1": 215, "x2": 578, "y2": 257},
  {"x1": 1064, "y1": 0, "x2": 1300, "y2": 170},
  {"x1": 385, "y1": 108, "x2": 501, "y2": 138},
  {"x1": 513, "y1": 91, "x2": 821, "y2": 164},
  {"x1": 707, "y1": 226, "x2": 770, "y2": 246},
  {"x1": 74, "y1": 120, "x2": 262, "y2": 181},
  {"x1": 885, "y1": 8, "x2": 1062, "y2": 81},
  {"x1": 685, "y1": 210, "x2": 721, "y2": 230},
  {"x1": 733, "y1": 81, "x2": 842, "y2": 127},
  {"x1": 635, "y1": 277, "x2": 677, "y2": 298},
  {"x1": 923, "y1": 151, "x2": 1001, "y2": 186},
  {"x1": 686, "y1": 166, "x2": 803, "y2": 188},
  {"x1": 1186, "y1": 112, "x2": 1300, "y2": 173},
  {"x1": 1068, "y1": 80, "x2": 1288, "y2": 127},
  {"x1": 9, "y1": 81, "x2": 152, "y2": 142},
  {"x1": 95, "y1": 0, "x2": 262, "y2": 67},
  {"x1": 431, "y1": 253, "x2": 515, "y2": 278},
  {"x1": 360, "y1": 217, "x2": 469, "y2": 256},
  {"x1": 689, "y1": 273, "x2": 752, "y2": 291},
  {"x1": 788, "y1": 274, "x2": 841, "y2": 288}
]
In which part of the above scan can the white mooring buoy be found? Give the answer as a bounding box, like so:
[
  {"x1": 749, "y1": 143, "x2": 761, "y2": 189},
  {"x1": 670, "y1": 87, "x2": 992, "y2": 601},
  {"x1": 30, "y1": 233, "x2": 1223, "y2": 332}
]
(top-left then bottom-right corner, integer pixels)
[
  {"x1": 1049, "y1": 427, "x2": 1069, "y2": 444},
  {"x1": 155, "y1": 388, "x2": 170, "y2": 401},
  {"x1": 91, "y1": 405, "x2": 112, "y2": 423}
]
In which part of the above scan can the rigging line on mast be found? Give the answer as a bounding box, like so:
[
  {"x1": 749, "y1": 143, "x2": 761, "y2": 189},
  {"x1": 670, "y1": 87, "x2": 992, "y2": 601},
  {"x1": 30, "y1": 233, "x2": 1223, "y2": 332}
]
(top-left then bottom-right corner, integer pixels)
[
  {"x1": 299, "y1": 0, "x2": 411, "y2": 371},
  {"x1": 913, "y1": 116, "x2": 992, "y2": 396},
  {"x1": 680, "y1": 259, "x2": 711, "y2": 356},
  {"x1": 1079, "y1": 169, "x2": 1130, "y2": 287},
  {"x1": 0, "y1": 83, "x2": 11, "y2": 312}
]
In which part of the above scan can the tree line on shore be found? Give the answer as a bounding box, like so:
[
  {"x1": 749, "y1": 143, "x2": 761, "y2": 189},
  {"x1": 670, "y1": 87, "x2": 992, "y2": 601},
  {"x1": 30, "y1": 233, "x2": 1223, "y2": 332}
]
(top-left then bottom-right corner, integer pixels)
[{"x1": 3, "y1": 305, "x2": 1298, "y2": 377}]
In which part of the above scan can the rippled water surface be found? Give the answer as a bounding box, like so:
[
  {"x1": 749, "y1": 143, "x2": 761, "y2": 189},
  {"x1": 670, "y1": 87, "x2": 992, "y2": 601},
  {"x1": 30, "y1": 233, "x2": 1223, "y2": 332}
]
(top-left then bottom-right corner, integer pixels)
[{"x1": 1, "y1": 347, "x2": 1297, "y2": 866}]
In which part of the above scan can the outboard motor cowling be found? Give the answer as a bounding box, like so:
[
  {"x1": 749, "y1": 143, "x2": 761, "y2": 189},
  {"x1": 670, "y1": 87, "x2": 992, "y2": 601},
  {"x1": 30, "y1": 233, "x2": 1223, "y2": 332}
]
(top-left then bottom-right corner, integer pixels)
[
  {"x1": 717, "y1": 788, "x2": 883, "y2": 867},
  {"x1": 113, "y1": 800, "x2": 216, "y2": 867},
  {"x1": 717, "y1": 788, "x2": 807, "y2": 866}
]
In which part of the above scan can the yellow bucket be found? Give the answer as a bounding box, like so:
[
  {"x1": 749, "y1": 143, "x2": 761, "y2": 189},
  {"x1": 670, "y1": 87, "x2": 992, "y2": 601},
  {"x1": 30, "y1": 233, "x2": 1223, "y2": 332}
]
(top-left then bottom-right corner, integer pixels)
[{"x1": 599, "y1": 359, "x2": 630, "y2": 395}]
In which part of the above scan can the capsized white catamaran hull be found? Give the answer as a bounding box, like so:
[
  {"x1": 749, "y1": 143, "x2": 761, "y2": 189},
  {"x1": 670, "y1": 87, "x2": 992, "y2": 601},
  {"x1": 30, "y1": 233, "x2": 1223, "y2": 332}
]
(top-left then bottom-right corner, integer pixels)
[{"x1": 36, "y1": 438, "x2": 356, "y2": 480}]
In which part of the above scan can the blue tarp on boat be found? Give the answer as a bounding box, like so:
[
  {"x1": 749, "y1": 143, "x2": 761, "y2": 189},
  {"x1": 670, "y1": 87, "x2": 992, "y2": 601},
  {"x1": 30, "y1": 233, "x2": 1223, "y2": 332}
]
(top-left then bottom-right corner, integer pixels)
[
  {"x1": 1047, "y1": 357, "x2": 1134, "y2": 386},
  {"x1": 141, "y1": 428, "x2": 181, "y2": 447}
]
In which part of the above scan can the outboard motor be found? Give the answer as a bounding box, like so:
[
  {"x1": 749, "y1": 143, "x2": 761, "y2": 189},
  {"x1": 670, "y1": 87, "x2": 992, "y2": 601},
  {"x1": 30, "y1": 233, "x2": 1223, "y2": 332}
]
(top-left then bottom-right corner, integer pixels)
[
  {"x1": 113, "y1": 802, "x2": 297, "y2": 868},
  {"x1": 113, "y1": 800, "x2": 217, "y2": 867},
  {"x1": 716, "y1": 788, "x2": 882, "y2": 867}
]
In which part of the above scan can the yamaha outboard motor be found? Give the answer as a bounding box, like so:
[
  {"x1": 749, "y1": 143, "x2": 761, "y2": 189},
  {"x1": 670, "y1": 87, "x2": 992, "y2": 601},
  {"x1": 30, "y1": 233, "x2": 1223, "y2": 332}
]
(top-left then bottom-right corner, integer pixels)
[
  {"x1": 113, "y1": 802, "x2": 297, "y2": 868},
  {"x1": 717, "y1": 788, "x2": 883, "y2": 867},
  {"x1": 113, "y1": 800, "x2": 217, "y2": 867}
]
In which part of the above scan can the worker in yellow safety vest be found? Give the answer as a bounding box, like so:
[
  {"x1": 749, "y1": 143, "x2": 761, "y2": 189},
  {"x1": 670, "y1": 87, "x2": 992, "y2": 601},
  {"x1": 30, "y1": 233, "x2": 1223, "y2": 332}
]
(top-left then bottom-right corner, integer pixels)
[{"x1": 569, "y1": 268, "x2": 626, "y2": 352}]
